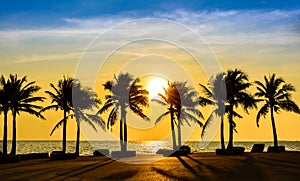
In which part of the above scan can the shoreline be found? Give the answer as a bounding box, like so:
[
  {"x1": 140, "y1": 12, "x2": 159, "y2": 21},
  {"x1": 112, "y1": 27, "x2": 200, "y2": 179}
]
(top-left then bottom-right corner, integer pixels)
[
  {"x1": 3, "y1": 140, "x2": 300, "y2": 156},
  {"x1": 1, "y1": 152, "x2": 300, "y2": 180}
]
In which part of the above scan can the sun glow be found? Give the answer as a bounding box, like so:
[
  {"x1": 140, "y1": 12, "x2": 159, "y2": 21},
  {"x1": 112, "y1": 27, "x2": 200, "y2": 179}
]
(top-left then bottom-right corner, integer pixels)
[{"x1": 146, "y1": 77, "x2": 168, "y2": 99}]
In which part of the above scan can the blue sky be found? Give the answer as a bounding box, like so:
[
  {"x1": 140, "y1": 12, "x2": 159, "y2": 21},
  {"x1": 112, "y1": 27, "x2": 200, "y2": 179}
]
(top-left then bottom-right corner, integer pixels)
[{"x1": 1, "y1": 0, "x2": 300, "y2": 29}]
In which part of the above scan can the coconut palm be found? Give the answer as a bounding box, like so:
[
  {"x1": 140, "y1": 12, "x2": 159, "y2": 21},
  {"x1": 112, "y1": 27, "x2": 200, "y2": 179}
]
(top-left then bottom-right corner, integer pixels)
[
  {"x1": 8, "y1": 74, "x2": 45, "y2": 155},
  {"x1": 255, "y1": 74, "x2": 300, "y2": 147},
  {"x1": 152, "y1": 82, "x2": 177, "y2": 150},
  {"x1": 40, "y1": 76, "x2": 73, "y2": 154},
  {"x1": 199, "y1": 73, "x2": 227, "y2": 149},
  {"x1": 98, "y1": 73, "x2": 149, "y2": 151},
  {"x1": 225, "y1": 69, "x2": 256, "y2": 149},
  {"x1": 72, "y1": 81, "x2": 104, "y2": 156},
  {"x1": 0, "y1": 75, "x2": 12, "y2": 155},
  {"x1": 153, "y1": 81, "x2": 203, "y2": 150}
]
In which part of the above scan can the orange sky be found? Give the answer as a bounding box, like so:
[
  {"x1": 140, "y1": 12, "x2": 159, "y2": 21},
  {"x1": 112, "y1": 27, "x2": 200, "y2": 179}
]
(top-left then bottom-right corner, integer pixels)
[{"x1": 1, "y1": 39, "x2": 300, "y2": 142}]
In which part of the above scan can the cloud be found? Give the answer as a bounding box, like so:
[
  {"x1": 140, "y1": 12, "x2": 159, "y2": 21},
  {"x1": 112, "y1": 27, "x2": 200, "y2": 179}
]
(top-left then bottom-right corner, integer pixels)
[
  {"x1": 151, "y1": 9, "x2": 300, "y2": 44},
  {"x1": 60, "y1": 9, "x2": 300, "y2": 46},
  {"x1": 1, "y1": 9, "x2": 300, "y2": 65},
  {"x1": 11, "y1": 52, "x2": 81, "y2": 64},
  {"x1": 56, "y1": 9, "x2": 300, "y2": 34}
]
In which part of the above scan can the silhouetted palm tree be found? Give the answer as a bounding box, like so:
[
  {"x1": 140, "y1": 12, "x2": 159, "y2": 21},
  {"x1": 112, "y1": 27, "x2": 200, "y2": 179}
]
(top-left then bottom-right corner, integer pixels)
[
  {"x1": 40, "y1": 76, "x2": 73, "y2": 154},
  {"x1": 152, "y1": 82, "x2": 177, "y2": 150},
  {"x1": 199, "y1": 73, "x2": 227, "y2": 149},
  {"x1": 98, "y1": 73, "x2": 149, "y2": 151},
  {"x1": 255, "y1": 74, "x2": 300, "y2": 147},
  {"x1": 72, "y1": 81, "x2": 104, "y2": 156},
  {"x1": 0, "y1": 75, "x2": 12, "y2": 155},
  {"x1": 9, "y1": 74, "x2": 45, "y2": 155},
  {"x1": 225, "y1": 69, "x2": 256, "y2": 149},
  {"x1": 153, "y1": 81, "x2": 203, "y2": 150}
]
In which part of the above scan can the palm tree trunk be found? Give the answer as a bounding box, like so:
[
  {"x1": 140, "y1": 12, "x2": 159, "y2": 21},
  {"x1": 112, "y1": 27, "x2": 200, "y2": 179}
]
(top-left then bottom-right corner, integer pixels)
[
  {"x1": 2, "y1": 109, "x2": 8, "y2": 155},
  {"x1": 227, "y1": 122, "x2": 234, "y2": 149},
  {"x1": 10, "y1": 110, "x2": 17, "y2": 155},
  {"x1": 170, "y1": 110, "x2": 177, "y2": 150},
  {"x1": 220, "y1": 116, "x2": 225, "y2": 150},
  {"x1": 123, "y1": 110, "x2": 128, "y2": 152},
  {"x1": 177, "y1": 120, "x2": 181, "y2": 149},
  {"x1": 270, "y1": 107, "x2": 278, "y2": 147},
  {"x1": 227, "y1": 105, "x2": 234, "y2": 149},
  {"x1": 62, "y1": 110, "x2": 67, "y2": 154},
  {"x1": 75, "y1": 120, "x2": 80, "y2": 156},
  {"x1": 120, "y1": 108, "x2": 124, "y2": 151}
]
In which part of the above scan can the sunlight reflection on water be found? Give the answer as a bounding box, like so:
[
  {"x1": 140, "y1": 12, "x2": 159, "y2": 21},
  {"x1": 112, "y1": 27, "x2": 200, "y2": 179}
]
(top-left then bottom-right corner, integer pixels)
[{"x1": 1, "y1": 140, "x2": 299, "y2": 156}]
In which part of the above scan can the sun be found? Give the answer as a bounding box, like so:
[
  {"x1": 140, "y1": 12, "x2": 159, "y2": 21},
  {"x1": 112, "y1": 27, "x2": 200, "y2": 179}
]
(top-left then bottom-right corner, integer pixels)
[{"x1": 146, "y1": 77, "x2": 168, "y2": 99}]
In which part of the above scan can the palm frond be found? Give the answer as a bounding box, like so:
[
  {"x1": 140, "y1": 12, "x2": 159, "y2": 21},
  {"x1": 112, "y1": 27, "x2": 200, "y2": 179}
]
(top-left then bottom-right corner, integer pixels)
[
  {"x1": 86, "y1": 114, "x2": 106, "y2": 131},
  {"x1": 199, "y1": 84, "x2": 213, "y2": 98},
  {"x1": 201, "y1": 110, "x2": 216, "y2": 138},
  {"x1": 256, "y1": 103, "x2": 269, "y2": 127},
  {"x1": 155, "y1": 111, "x2": 170, "y2": 125},
  {"x1": 157, "y1": 93, "x2": 168, "y2": 104},
  {"x1": 76, "y1": 111, "x2": 98, "y2": 132},
  {"x1": 182, "y1": 112, "x2": 203, "y2": 127},
  {"x1": 232, "y1": 111, "x2": 243, "y2": 119},
  {"x1": 98, "y1": 100, "x2": 114, "y2": 114},
  {"x1": 278, "y1": 100, "x2": 300, "y2": 113},
  {"x1": 40, "y1": 105, "x2": 60, "y2": 113},
  {"x1": 49, "y1": 115, "x2": 74, "y2": 136},
  {"x1": 198, "y1": 96, "x2": 214, "y2": 106},
  {"x1": 21, "y1": 96, "x2": 45, "y2": 103},
  {"x1": 107, "y1": 107, "x2": 118, "y2": 129},
  {"x1": 129, "y1": 104, "x2": 149, "y2": 121},
  {"x1": 18, "y1": 106, "x2": 46, "y2": 120},
  {"x1": 151, "y1": 98, "x2": 167, "y2": 106}
]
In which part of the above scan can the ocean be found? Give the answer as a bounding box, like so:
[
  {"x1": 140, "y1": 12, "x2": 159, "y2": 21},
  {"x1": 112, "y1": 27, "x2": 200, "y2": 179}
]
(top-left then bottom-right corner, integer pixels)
[{"x1": 1, "y1": 141, "x2": 299, "y2": 156}]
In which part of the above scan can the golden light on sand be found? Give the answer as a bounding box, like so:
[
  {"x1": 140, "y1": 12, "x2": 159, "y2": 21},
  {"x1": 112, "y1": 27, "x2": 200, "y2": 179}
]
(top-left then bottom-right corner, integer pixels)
[{"x1": 146, "y1": 77, "x2": 168, "y2": 99}]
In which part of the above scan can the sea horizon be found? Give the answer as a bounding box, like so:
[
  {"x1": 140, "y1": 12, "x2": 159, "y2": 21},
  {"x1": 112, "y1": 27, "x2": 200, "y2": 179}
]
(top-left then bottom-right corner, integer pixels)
[{"x1": 1, "y1": 140, "x2": 299, "y2": 156}]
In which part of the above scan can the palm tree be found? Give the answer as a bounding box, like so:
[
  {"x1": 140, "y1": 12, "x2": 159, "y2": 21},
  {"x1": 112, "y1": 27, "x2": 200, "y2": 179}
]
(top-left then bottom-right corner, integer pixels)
[
  {"x1": 40, "y1": 76, "x2": 73, "y2": 154},
  {"x1": 152, "y1": 82, "x2": 177, "y2": 150},
  {"x1": 199, "y1": 73, "x2": 227, "y2": 149},
  {"x1": 225, "y1": 69, "x2": 256, "y2": 149},
  {"x1": 72, "y1": 81, "x2": 104, "y2": 156},
  {"x1": 0, "y1": 75, "x2": 12, "y2": 155},
  {"x1": 8, "y1": 74, "x2": 45, "y2": 155},
  {"x1": 98, "y1": 73, "x2": 149, "y2": 151},
  {"x1": 153, "y1": 81, "x2": 203, "y2": 150},
  {"x1": 255, "y1": 74, "x2": 300, "y2": 148}
]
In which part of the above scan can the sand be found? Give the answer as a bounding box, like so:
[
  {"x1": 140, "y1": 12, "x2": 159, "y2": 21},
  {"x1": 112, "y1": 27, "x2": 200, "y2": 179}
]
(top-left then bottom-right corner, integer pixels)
[{"x1": 0, "y1": 152, "x2": 299, "y2": 180}]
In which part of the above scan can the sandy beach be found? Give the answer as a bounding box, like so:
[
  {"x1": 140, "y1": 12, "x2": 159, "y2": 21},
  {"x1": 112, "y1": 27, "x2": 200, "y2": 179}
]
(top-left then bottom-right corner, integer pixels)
[{"x1": 0, "y1": 152, "x2": 299, "y2": 180}]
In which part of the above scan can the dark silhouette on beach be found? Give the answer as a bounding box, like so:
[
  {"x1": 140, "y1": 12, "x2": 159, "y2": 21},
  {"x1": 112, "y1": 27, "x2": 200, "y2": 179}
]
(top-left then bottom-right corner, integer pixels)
[
  {"x1": 153, "y1": 81, "x2": 203, "y2": 150},
  {"x1": 98, "y1": 73, "x2": 149, "y2": 152},
  {"x1": 200, "y1": 69, "x2": 256, "y2": 152},
  {"x1": 255, "y1": 73, "x2": 300, "y2": 150},
  {"x1": 40, "y1": 76, "x2": 74, "y2": 154},
  {"x1": 1, "y1": 69, "x2": 300, "y2": 159},
  {"x1": 0, "y1": 75, "x2": 11, "y2": 155},
  {"x1": 72, "y1": 81, "x2": 104, "y2": 156},
  {"x1": 199, "y1": 73, "x2": 226, "y2": 149},
  {"x1": 0, "y1": 74, "x2": 45, "y2": 155},
  {"x1": 224, "y1": 69, "x2": 257, "y2": 149}
]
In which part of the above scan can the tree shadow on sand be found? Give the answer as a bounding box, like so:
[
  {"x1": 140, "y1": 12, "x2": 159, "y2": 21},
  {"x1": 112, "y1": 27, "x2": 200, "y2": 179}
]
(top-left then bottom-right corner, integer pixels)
[
  {"x1": 100, "y1": 170, "x2": 139, "y2": 180},
  {"x1": 16, "y1": 167, "x2": 60, "y2": 180},
  {"x1": 243, "y1": 153, "x2": 300, "y2": 170},
  {"x1": 47, "y1": 158, "x2": 116, "y2": 180},
  {"x1": 152, "y1": 154, "x2": 271, "y2": 180},
  {"x1": 0, "y1": 159, "x2": 51, "y2": 171},
  {"x1": 218, "y1": 154, "x2": 268, "y2": 180},
  {"x1": 0, "y1": 164, "x2": 58, "y2": 179},
  {"x1": 152, "y1": 155, "x2": 221, "y2": 180}
]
